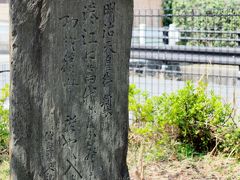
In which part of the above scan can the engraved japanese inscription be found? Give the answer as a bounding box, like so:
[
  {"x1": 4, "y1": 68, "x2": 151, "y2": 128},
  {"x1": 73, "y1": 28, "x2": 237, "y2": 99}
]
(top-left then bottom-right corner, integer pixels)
[{"x1": 10, "y1": 0, "x2": 133, "y2": 179}]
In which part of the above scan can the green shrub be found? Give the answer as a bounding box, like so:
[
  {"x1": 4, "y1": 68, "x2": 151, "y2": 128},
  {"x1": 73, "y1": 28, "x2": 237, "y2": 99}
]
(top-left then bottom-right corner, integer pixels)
[
  {"x1": 129, "y1": 84, "x2": 154, "y2": 124},
  {"x1": 155, "y1": 81, "x2": 232, "y2": 153},
  {"x1": 0, "y1": 84, "x2": 9, "y2": 152},
  {"x1": 217, "y1": 121, "x2": 240, "y2": 159},
  {"x1": 129, "y1": 82, "x2": 238, "y2": 160}
]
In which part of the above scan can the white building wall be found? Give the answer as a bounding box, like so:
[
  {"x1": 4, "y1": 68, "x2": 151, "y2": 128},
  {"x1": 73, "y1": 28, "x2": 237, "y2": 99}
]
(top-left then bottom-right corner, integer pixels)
[{"x1": 134, "y1": 0, "x2": 163, "y2": 10}]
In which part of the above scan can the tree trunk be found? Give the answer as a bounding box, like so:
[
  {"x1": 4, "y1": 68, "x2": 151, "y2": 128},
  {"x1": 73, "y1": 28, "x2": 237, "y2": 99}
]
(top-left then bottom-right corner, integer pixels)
[{"x1": 9, "y1": 0, "x2": 133, "y2": 179}]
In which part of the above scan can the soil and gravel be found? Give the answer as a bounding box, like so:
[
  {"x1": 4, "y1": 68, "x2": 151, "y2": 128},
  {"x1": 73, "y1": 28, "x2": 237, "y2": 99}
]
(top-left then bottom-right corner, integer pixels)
[{"x1": 129, "y1": 154, "x2": 240, "y2": 180}]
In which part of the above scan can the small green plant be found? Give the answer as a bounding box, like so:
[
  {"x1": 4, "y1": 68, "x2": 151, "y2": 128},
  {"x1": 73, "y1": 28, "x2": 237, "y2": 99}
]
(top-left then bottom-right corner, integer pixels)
[
  {"x1": 176, "y1": 143, "x2": 195, "y2": 160},
  {"x1": 218, "y1": 122, "x2": 240, "y2": 159},
  {"x1": 0, "y1": 84, "x2": 9, "y2": 152},
  {"x1": 129, "y1": 81, "x2": 238, "y2": 161}
]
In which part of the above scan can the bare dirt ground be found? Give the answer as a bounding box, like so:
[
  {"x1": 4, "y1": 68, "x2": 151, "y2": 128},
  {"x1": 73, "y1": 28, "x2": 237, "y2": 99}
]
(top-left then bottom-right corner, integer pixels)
[
  {"x1": 129, "y1": 154, "x2": 240, "y2": 180},
  {"x1": 1, "y1": 153, "x2": 240, "y2": 179}
]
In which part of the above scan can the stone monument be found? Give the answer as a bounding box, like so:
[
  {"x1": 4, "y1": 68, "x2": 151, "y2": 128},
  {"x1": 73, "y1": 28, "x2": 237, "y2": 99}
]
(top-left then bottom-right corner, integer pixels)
[{"x1": 10, "y1": 0, "x2": 133, "y2": 179}]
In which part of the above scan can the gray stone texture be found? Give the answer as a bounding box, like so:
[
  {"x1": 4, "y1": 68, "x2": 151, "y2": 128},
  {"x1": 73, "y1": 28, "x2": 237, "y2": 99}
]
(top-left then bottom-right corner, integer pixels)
[{"x1": 9, "y1": 0, "x2": 133, "y2": 179}]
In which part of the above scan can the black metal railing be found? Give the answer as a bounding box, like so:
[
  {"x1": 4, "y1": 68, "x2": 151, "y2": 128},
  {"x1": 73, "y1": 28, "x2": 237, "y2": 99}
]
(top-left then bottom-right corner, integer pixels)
[{"x1": 130, "y1": 6, "x2": 240, "y2": 110}]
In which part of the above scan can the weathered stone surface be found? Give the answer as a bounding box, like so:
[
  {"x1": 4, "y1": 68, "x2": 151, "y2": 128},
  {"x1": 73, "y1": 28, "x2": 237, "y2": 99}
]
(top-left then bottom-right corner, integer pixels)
[{"x1": 9, "y1": 0, "x2": 133, "y2": 179}]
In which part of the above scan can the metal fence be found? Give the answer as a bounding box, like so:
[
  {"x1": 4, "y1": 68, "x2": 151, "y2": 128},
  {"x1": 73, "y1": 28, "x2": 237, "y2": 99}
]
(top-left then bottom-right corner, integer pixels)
[
  {"x1": 130, "y1": 6, "x2": 240, "y2": 111},
  {"x1": 1, "y1": 3, "x2": 240, "y2": 110}
]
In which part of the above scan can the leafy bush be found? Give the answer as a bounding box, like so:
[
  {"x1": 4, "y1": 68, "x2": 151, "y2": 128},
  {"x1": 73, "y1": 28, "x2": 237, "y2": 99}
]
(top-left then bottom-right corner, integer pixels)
[
  {"x1": 172, "y1": 0, "x2": 240, "y2": 47},
  {"x1": 129, "y1": 82, "x2": 239, "y2": 160},
  {"x1": 129, "y1": 84, "x2": 154, "y2": 124},
  {"x1": 217, "y1": 121, "x2": 240, "y2": 159},
  {"x1": 155, "y1": 82, "x2": 232, "y2": 153},
  {"x1": 0, "y1": 84, "x2": 9, "y2": 152}
]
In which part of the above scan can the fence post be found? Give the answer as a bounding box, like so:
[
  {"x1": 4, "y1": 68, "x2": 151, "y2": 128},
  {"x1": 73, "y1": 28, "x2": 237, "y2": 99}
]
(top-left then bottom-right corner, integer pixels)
[
  {"x1": 168, "y1": 24, "x2": 180, "y2": 46},
  {"x1": 140, "y1": 23, "x2": 146, "y2": 46}
]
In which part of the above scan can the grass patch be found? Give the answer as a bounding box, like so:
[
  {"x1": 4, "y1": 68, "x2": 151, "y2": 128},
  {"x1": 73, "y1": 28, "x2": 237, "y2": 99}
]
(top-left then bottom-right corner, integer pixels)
[{"x1": 0, "y1": 154, "x2": 9, "y2": 180}]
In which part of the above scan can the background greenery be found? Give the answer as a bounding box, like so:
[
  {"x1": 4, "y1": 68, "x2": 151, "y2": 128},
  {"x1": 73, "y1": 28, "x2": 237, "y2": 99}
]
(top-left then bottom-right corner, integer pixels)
[
  {"x1": 0, "y1": 84, "x2": 9, "y2": 153},
  {"x1": 0, "y1": 84, "x2": 10, "y2": 179},
  {"x1": 163, "y1": 0, "x2": 240, "y2": 47}
]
